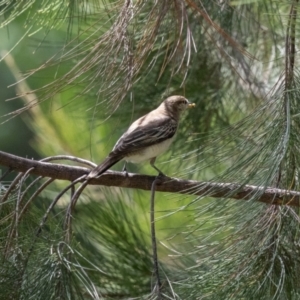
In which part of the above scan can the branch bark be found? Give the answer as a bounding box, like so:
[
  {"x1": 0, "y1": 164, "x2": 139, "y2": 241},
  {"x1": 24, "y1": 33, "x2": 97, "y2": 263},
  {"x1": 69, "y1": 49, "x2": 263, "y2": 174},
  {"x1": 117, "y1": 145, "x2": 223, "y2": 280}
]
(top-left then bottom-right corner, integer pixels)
[{"x1": 0, "y1": 150, "x2": 299, "y2": 207}]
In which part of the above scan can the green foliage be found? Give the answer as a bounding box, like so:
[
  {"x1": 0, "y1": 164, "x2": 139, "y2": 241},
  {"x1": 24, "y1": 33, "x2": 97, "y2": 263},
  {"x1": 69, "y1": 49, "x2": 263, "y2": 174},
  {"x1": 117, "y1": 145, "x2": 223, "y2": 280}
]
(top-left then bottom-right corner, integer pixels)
[{"x1": 1, "y1": 0, "x2": 300, "y2": 299}]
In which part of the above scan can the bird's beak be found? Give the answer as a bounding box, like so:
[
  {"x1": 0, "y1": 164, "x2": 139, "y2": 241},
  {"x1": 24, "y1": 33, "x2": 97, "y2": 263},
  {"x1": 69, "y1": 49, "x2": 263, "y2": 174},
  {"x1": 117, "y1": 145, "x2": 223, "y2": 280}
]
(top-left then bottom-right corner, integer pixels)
[{"x1": 188, "y1": 102, "x2": 196, "y2": 108}]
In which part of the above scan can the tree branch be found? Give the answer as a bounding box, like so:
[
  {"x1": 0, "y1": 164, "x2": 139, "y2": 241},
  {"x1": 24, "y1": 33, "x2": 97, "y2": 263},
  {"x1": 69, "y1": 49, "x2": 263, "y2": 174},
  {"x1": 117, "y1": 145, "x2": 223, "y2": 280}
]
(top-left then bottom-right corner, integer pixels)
[{"x1": 0, "y1": 150, "x2": 299, "y2": 206}]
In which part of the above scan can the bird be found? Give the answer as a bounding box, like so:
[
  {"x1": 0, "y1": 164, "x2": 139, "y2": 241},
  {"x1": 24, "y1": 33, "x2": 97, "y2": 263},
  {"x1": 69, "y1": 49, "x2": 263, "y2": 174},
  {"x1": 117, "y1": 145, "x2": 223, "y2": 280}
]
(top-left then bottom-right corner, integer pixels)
[{"x1": 87, "y1": 95, "x2": 195, "y2": 179}]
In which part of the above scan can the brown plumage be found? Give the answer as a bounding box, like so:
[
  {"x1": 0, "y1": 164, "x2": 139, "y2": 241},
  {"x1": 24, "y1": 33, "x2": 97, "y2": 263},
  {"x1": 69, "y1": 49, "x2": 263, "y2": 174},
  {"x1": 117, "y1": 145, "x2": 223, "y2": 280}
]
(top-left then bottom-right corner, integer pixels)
[{"x1": 87, "y1": 95, "x2": 195, "y2": 178}]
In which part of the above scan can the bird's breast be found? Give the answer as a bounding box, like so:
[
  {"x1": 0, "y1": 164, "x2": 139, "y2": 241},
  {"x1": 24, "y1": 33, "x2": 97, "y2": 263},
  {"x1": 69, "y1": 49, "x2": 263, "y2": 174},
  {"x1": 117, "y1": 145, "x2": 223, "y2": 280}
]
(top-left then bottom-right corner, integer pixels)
[{"x1": 125, "y1": 137, "x2": 174, "y2": 163}]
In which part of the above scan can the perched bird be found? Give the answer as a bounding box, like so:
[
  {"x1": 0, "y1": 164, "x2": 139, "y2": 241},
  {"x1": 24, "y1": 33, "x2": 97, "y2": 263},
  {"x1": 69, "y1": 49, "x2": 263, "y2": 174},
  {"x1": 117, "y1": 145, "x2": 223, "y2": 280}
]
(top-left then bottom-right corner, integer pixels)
[{"x1": 87, "y1": 95, "x2": 195, "y2": 179}]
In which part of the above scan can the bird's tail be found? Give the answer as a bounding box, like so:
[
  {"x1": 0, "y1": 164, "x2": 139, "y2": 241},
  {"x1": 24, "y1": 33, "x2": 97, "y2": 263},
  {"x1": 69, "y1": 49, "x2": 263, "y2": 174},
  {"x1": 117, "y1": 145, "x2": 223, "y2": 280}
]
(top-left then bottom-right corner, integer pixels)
[{"x1": 87, "y1": 155, "x2": 122, "y2": 179}]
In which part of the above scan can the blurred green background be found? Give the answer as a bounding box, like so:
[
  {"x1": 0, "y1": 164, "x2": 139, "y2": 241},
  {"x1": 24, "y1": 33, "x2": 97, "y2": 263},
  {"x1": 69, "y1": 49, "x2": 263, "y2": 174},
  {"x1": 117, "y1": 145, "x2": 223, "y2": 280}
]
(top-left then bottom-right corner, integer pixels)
[{"x1": 1, "y1": 1, "x2": 300, "y2": 299}]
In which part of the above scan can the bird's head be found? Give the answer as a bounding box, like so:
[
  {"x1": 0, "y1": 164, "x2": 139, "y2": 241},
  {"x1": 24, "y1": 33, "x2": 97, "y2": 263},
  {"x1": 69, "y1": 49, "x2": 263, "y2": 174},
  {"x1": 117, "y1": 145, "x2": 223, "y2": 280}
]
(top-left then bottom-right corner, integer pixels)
[{"x1": 162, "y1": 95, "x2": 195, "y2": 119}]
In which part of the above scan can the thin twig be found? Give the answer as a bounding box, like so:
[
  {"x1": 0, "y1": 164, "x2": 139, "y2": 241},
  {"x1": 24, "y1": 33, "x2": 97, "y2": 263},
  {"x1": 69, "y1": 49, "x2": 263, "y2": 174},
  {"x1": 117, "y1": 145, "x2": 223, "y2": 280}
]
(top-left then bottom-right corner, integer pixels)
[
  {"x1": 36, "y1": 175, "x2": 86, "y2": 238},
  {"x1": 0, "y1": 168, "x2": 11, "y2": 181},
  {"x1": 40, "y1": 155, "x2": 97, "y2": 168},
  {"x1": 14, "y1": 168, "x2": 35, "y2": 243},
  {"x1": 150, "y1": 175, "x2": 162, "y2": 299},
  {"x1": 19, "y1": 177, "x2": 55, "y2": 219},
  {"x1": 3, "y1": 168, "x2": 34, "y2": 256},
  {"x1": 64, "y1": 179, "x2": 89, "y2": 243},
  {"x1": 0, "y1": 172, "x2": 23, "y2": 204},
  {"x1": 285, "y1": 0, "x2": 298, "y2": 89}
]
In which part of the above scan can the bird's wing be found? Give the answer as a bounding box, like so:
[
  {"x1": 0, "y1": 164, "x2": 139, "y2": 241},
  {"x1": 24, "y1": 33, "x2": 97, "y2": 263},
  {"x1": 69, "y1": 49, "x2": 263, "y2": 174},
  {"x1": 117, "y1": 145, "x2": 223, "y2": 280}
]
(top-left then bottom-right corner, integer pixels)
[{"x1": 112, "y1": 116, "x2": 178, "y2": 156}]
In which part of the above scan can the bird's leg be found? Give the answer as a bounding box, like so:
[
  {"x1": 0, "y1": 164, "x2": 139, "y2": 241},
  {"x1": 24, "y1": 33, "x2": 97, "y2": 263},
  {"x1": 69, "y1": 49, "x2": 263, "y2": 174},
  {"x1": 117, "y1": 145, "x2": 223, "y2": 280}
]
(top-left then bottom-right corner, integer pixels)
[
  {"x1": 122, "y1": 162, "x2": 128, "y2": 176},
  {"x1": 150, "y1": 157, "x2": 165, "y2": 177}
]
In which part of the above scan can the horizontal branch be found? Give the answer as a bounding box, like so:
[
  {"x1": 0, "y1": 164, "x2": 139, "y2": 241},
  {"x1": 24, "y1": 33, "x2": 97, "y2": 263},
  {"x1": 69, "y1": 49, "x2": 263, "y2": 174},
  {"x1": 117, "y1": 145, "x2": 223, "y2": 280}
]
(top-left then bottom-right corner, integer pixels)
[{"x1": 0, "y1": 150, "x2": 299, "y2": 206}]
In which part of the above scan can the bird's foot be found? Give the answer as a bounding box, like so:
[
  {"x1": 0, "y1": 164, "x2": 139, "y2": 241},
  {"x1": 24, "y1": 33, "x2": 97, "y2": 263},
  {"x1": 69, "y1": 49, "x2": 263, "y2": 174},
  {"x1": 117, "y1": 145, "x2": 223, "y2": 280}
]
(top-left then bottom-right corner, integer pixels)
[
  {"x1": 122, "y1": 164, "x2": 129, "y2": 177},
  {"x1": 157, "y1": 171, "x2": 166, "y2": 177}
]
